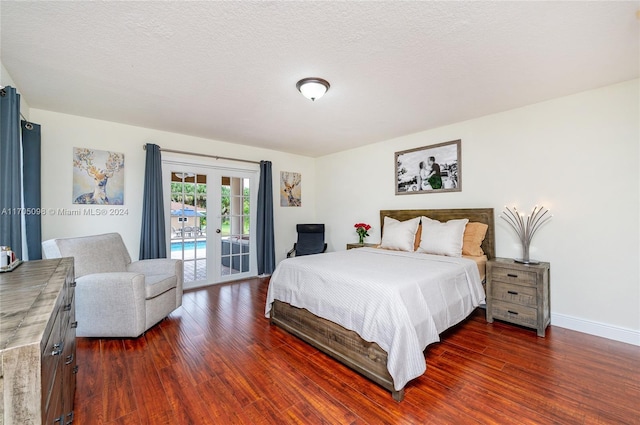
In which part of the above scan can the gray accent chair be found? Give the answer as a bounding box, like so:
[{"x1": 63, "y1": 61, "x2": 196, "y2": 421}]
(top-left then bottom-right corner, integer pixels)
[{"x1": 42, "y1": 233, "x2": 183, "y2": 338}]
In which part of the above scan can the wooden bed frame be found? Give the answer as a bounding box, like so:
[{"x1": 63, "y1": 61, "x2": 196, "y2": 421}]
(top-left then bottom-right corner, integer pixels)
[{"x1": 270, "y1": 208, "x2": 495, "y2": 401}]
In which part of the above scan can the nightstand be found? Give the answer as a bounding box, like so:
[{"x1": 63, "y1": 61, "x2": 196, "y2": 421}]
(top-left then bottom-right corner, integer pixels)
[
  {"x1": 486, "y1": 258, "x2": 550, "y2": 337},
  {"x1": 346, "y1": 243, "x2": 377, "y2": 250}
]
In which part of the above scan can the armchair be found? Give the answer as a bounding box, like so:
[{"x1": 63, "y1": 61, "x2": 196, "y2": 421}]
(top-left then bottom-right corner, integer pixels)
[{"x1": 42, "y1": 233, "x2": 183, "y2": 338}]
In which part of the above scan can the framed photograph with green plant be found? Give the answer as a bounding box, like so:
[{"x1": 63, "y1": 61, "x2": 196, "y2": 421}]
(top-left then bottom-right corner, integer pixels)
[{"x1": 395, "y1": 139, "x2": 461, "y2": 195}]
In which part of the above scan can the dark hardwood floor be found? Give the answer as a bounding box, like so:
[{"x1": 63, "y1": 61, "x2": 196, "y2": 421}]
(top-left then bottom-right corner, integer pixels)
[{"x1": 75, "y1": 277, "x2": 640, "y2": 424}]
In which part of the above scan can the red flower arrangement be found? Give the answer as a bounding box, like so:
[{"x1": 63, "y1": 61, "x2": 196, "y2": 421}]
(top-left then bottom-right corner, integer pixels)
[{"x1": 354, "y1": 223, "x2": 371, "y2": 244}]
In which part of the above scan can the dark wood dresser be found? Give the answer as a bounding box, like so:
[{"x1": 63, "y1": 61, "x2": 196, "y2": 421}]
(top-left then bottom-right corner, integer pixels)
[{"x1": 0, "y1": 258, "x2": 77, "y2": 424}]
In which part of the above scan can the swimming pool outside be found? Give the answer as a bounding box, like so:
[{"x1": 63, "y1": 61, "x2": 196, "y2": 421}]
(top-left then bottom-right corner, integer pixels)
[
  {"x1": 170, "y1": 238, "x2": 244, "y2": 282},
  {"x1": 171, "y1": 240, "x2": 207, "y2": 252}
]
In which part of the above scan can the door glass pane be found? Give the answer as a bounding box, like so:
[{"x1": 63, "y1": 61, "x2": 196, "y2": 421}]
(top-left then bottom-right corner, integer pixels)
[
  {"x1": 170, "y1": 172, "x2": 207, "y2": 285},
  {"x1": 220, "y1": 176, "x2": 250, "y2": 276}
]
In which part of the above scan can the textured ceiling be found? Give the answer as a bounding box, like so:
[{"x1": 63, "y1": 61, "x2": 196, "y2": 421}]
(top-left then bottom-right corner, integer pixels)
[{"x1": 1, "y1": 1, "x2": 638, "y2": 157}]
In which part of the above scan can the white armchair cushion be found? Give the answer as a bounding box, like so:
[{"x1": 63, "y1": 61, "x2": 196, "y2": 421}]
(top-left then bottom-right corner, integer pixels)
[
  {"x1": 127, "y1": 258, "x2": 183, "y2": 305},
  {"x1": 145, "y1": 274, "x2": 178, "y2": 299},
  {"x1": 127, "y1": 258, "x2": 179, "y2": 276}
]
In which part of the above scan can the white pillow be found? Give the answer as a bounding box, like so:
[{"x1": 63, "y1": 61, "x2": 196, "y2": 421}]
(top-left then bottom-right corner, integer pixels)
[
  {"x1": 380, "y1": 216, "x2": 421, "y2": 252},
  {"x1": 418, "y1": 217, "x2": 469, "y2": 257}
]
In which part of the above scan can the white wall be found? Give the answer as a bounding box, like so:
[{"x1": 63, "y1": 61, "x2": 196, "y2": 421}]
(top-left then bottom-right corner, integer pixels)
[
  {"x1": 316, "y1": 79, "x2": 639, "y2": 343},
  {"x1": 31, "y1": 109, "x2": 316, "y2": 264},
  {"x1": 1, "y1": 63, "x2": 30, "y2": 118}
]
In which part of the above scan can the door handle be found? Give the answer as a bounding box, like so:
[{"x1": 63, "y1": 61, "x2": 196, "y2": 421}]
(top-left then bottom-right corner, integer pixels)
[{"x1": 216, "y1": 229, "x2": 221, "y2": 234}]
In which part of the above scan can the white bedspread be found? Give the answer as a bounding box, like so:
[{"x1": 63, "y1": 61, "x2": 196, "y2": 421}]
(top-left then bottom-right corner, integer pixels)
[{"x1": 264, "y1": 247, "x2": 485, "y2": 391}]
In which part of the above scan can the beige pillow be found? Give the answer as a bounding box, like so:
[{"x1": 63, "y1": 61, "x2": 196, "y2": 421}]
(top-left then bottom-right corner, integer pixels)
[
  {"x1": 414, "y1": 223, "x2": 422, "y2": 251},
  {"x1": 380, "y1": 216, "x2": 421, "y2": 252},
  {"x1": 418, "y1": 217, "x2": 468, "y2": 257},
  {"x1": 462, "y1": 222, "x2": 488, "y2": 257}
]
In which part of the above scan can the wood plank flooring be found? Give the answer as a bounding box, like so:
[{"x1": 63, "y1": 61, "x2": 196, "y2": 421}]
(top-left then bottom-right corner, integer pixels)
[{"x1": 75, "y1": 277, "x2": 640, "y2": 424}]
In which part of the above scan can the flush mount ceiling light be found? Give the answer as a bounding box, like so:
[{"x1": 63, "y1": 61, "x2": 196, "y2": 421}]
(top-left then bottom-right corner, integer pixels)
[{"x1": 296, "y1": 77, "x2": 330, "y2": 101}]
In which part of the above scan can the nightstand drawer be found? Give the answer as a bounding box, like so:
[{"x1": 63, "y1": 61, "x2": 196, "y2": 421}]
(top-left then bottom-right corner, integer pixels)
[
  {"x1": 491, "y1": 281, "x2": 537, "y2": 307},
  {"x1": 491, "y1": 300, "x2": 537, "y2": 328},
  {"x1": 491, "y1": 266, "x2": 537, "y2": 286}
]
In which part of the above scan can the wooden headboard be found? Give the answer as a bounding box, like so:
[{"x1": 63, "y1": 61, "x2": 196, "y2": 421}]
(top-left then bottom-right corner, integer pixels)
[{"x1": 379, "y1": 208, "x2": 495, "y2": 259}]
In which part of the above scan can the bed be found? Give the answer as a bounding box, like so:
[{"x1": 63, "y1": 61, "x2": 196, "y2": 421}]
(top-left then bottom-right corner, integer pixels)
[{"x1": 265, "y1": 208, "x2": 495, "y2": 401}]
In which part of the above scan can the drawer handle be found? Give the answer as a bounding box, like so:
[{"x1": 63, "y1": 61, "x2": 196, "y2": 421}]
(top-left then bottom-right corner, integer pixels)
[
  {"x1": 54, "y1": 415, "x2": 64, "y2": 424},
  {"x1": 63, "y1": 303, "x2": 72, "y2": 312},
  {"x1": 507, "y1": 273, "x2": 518, "y2": 278},
  {"x1": 507, "y1": 310, "x2": 519, "y2": 315},
  {"x1": 71, "y1": 321, "x2": 78, "y2": 329},
  {"x1": 52, "y1": 342, "x2": 64, "y2": 356},
  {"x1": 65, "y1": 411, "x2": 75, "y2": 425},
  {"x1": 65, "y1": 353, "x2": 74, "y2": 365},
  {"x1": 507, "y1": 290, "x2": 519, "y2": 295},
  {"x1": 70, "y1": 281, "x2": 77, "y2": 288}
]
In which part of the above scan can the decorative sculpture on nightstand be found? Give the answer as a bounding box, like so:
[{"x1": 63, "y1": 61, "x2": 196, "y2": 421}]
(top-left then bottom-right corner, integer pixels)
[{"x1": 500, "y1": 205, "x2": 551, "y2": 265}]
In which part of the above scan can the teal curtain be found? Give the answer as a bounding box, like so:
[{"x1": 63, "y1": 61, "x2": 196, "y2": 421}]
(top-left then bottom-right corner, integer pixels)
[
  {"x1": 257, "y1": 160, "x2": 275, "y2": 274},
  {"x1": 0, "y1": 87, "x2": 23, "y2": 258},
  {"x1": 22, "y1": 120, "x2": 42, "y2": 260},
  {"x1": 139, "y1": 143, "x2": 167, "y2": 259}
]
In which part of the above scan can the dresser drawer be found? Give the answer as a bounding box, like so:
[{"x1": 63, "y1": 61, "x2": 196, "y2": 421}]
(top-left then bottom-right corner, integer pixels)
[
  {"x1": 491, "y1": 281, "x2": 537, "y2": 307},
  {"x1": 43, "y1": 374, "x2": 63, "y2": 425},
  {"x1": 62, "y1": 322, "x2": 77, "y2": 420},
  {"x1": 61, "y1": 273, "x2": 74, "y2": 325},
  {"x1": 62, "y1": 294, "x2": 77, "y2": 371},
  {"x1": 491, "y1": 266, "x2": 537, "y2": 286},
  {"x1": 491, "y1": 300, "x2": 537, "y2": 328},
  {"x1": 42, "y1": 309, "x2": 63, "y2": 414},
  {"x1": 64, "y1": 267, "x2": 76, "y2": 310}
]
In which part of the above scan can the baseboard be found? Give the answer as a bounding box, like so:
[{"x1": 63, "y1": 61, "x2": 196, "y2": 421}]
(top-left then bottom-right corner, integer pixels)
[{"x1": 551, "y1": 313, "x2": 640, "y2": 347}]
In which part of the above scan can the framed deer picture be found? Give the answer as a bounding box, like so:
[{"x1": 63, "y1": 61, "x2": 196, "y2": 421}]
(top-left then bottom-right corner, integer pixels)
[
  {"x1": 280, "y1": 171, "x2": 301, "y2": 207},
  {"x1": 73, "y1": 147, "x2": 125, "y2": 205}
]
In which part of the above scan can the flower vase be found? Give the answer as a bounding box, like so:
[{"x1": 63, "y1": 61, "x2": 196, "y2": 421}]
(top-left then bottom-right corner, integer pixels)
[{"x1": 358, "y1": 235, "x2": 365, "y2": 245}]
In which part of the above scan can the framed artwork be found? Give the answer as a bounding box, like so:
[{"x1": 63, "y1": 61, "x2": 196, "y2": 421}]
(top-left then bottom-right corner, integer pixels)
[
  {"x1": 280, "y1": 171, "x2": 301, "y2": 207},
  {"x1": 73, "y1": 147, "x2": 125, "y2": 204},
  {"x1": 395, "y1": 139, "x2": 461, "y2": 195}
]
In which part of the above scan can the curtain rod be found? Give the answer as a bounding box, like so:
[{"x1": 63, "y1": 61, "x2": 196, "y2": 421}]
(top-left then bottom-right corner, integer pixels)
[{"x1": 143, "y1": 145, "x2": 260, "y2": 165}]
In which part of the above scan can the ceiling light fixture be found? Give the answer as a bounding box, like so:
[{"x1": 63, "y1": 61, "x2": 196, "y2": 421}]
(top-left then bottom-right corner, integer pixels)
[{"x1": 296, "y1": 77, "x2": 330, "y2": 101}]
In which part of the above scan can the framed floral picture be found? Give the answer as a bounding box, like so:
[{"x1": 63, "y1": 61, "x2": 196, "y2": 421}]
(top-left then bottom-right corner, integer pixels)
[
  {"x1": 73, "y1": 147, "x2": 125, "y2": 204},
  {"x1": 395, "y1": 139, "x2": 461, "y2": 195}
]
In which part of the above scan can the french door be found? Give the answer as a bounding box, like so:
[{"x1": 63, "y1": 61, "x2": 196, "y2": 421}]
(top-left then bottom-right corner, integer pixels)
[{"x1": 163, "y1": 161, "x2": 257, "y2": 289}]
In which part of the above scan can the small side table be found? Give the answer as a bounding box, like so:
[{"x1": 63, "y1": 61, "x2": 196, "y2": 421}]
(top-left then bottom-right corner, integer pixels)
[
  {"x1": 486, "y1": 257, "x2": 550, "y2": 337},
  {"x1": 346, "y1": 243, "x2": 377, "y2": 250}
]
